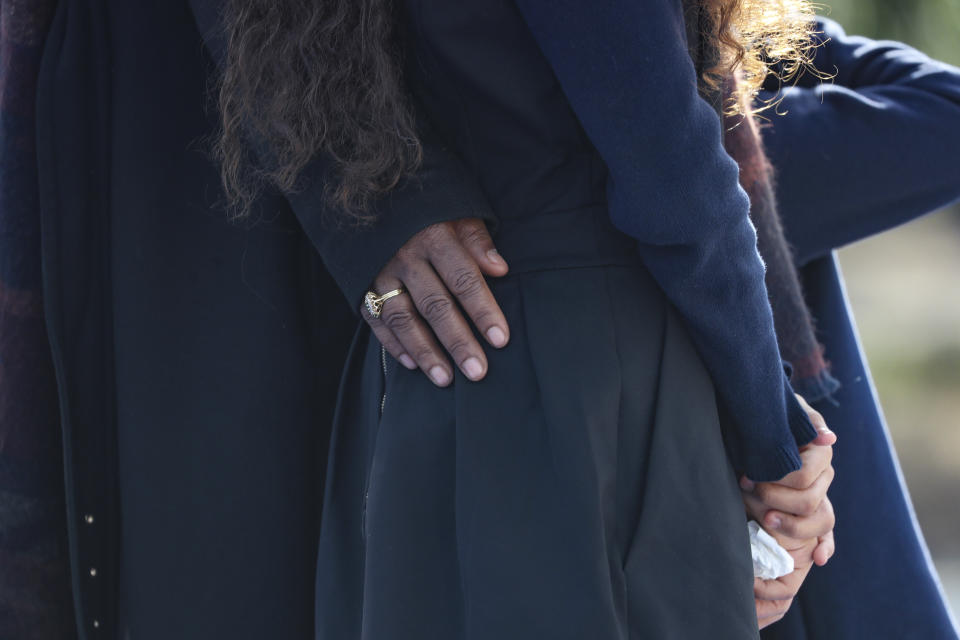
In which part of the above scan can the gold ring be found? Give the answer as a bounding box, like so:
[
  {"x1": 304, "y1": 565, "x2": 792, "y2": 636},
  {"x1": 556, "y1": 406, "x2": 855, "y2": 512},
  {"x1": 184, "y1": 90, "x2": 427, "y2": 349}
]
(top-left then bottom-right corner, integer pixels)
[{"x1": 364, "y1": 287, "x2": 406, "y2": 319}]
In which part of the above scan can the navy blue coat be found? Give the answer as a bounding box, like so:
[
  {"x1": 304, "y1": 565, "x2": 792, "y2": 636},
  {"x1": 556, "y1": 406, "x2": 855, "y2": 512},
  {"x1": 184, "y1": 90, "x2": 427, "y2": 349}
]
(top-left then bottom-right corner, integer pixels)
[
  {"x1": 38, "y1": 1, "x2": 491, "y2": 637},
  {"x1": 759, "y1": 19, "x2": 960, "y2": 639}
]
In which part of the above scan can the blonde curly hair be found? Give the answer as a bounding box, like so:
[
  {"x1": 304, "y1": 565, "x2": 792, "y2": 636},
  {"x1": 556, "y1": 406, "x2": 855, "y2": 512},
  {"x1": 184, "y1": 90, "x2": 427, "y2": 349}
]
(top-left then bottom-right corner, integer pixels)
[{"x1": 702, "y1": 0, "x2": 821, "y2": 113}]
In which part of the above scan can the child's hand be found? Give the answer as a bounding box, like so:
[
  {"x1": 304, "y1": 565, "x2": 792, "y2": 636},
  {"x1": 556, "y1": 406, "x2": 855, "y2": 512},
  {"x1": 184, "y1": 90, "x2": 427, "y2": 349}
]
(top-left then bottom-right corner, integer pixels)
[
  {"x1": 754, "y1": 535, "x2": 819, "y2": 628},
  {"x1": 743, "y1": 394, "x2": 838, "y2": 628},
  {"x1": 740, "y1": 394, "x2": 837, "y2": 564}
]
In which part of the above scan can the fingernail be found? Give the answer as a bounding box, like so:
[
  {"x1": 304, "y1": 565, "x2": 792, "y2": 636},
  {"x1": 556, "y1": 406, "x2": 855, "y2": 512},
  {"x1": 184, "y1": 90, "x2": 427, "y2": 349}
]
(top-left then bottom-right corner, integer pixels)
[
  {"x1": 486, "y1": 249, "x2": 506, "y2": 266},
  {"x1": 429, "y1": 366, "x2": 451, "y2": 386},
  {"x1": 463, "y1": 357, "x2": 484, "y2": 380},
  {"x1": 815, "y1": 428, "x2": 838, "y2": 446},
  {"x1": 486, "y1": 326, "x2": 507, "y2": 347},
  {"x1": 739, "y1": 477, "x2": 755, "y2": 492},
  {"x1": 768, "y1": 515, "x2": 782, "y2": 529},
  {"x1": 398, "y1": 354, "x2": 416, "y2": 370}
]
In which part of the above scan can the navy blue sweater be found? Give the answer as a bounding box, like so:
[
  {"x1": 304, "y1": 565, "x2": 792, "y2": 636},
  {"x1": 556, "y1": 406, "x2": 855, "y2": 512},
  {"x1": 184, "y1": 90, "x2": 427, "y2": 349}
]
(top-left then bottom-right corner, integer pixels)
[
  {"x1": 762, "y1": 18, "x2": 960, "y2": 264},
  {"x1": 513, "y1": 0, "x2": 817, "y2": 480}
]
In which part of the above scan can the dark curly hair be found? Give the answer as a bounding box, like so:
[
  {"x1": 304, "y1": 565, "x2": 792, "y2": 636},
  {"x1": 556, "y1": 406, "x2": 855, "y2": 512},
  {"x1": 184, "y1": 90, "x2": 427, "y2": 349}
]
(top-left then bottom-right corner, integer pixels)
[
  {"x1": 215, "y1": 0, "x2": 421, "y2": 221},
  {"x1": 215, "y1": 0, "x2": 815, "y2": 220}
]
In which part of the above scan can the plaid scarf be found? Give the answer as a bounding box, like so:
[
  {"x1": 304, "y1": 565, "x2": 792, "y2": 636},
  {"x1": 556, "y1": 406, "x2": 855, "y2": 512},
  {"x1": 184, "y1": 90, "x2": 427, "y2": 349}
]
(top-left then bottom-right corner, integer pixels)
[
  {"x1": 686, "y1": 2, "x2": 840, "y2": 402},
  {"x1": 723, "y1": 100, "x2": 841, "y2": 402}
]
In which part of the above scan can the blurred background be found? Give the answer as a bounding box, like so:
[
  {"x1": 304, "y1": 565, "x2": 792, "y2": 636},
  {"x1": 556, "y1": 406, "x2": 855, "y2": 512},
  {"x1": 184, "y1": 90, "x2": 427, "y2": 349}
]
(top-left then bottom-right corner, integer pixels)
[{"x1": 817, "y1": 0, "x2": 960, "y2": 618}]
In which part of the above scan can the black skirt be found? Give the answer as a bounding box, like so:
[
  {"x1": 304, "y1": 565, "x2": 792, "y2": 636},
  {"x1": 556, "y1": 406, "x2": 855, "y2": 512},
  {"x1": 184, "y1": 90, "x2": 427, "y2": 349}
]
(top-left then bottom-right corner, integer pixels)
[{"x1": 316, "y1": 209, "x2": 759, "y2": 639}]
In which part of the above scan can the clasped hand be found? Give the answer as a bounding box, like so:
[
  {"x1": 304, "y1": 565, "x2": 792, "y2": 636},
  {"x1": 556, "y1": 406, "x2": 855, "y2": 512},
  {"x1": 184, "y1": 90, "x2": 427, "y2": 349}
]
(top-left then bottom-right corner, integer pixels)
[{"x1": 744, "y1": 395, "x2": 837, "y2": 629}]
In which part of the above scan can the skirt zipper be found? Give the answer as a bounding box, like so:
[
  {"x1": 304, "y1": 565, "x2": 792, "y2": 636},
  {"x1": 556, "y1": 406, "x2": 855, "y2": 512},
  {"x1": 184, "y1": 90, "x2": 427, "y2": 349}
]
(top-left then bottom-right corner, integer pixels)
[
  {"x1": 363, "y1": 345, "x2": 389, "y2": 539},
  {"x1": 379, "y1": 345, "x2": 388, "y2": 417}
]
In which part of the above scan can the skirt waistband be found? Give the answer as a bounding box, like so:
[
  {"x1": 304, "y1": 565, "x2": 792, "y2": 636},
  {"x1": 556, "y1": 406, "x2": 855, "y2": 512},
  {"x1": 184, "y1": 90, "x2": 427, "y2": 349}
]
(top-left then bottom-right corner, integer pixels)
[{"x1": 492, "y1": 205, "x2": 639, "y2": 276}]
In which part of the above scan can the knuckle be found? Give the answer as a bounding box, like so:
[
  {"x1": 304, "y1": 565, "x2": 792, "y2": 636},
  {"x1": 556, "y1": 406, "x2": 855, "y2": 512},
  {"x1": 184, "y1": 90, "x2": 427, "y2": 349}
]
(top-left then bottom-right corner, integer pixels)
[
  {"x1": 421, "y1": 223, "x2": 449, "y2": 244},
  {"x1": 383, "y1": 309, "x2": 415, "y2": 333},
  {"x1": 412, "y1": 345, "x2": 439, "y2": 364},
  {"x1": 799, "y1": 495, "x2": 821, "y2": 516},
  {"x1": 419, "y1": 292, "x2": 454, "y2": 322},
  {"x1": 778, "y1": 517, "x2": 800, "y2": 536},
  {"x1": 824, "y1": 508, "x2": 836, "y2": 531},
  {"x1": 754, "y1": 483, "x2": 773, "y2": 502},
  {"x1": 458, "y1": 223, "x2": 489, "y2": 247},
  {"x1": 450, "y1": 268, "x2": 484, "y2": 297},
  {"x1": 469, "y1": 309, "x2": 497, "y2": 330},
  {"x1": 794, "y1": 469, "x2": 816, "y2": 488},
  {"x1": 392, "y1": 260, "x2": 416, "y2": 282},
  {"x1": 805, "y1": 449, "x2": 826, "y2": 470},
  {"x1": 801, "y1": 523, "x2": 824, "y2": 542},
  {"x1": 446, "y1": 339, "x2": 473, "y2": 360},
  {"x1": 395, "y1": 243, "x2": 419, "y2": 265},
  {"x1": 364, "y1": 310, "x2": 387, "y2": 330}
]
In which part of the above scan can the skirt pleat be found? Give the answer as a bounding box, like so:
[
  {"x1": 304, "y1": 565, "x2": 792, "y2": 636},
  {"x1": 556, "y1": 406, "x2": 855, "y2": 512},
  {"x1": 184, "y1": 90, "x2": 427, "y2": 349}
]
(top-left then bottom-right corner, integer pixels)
[{"x1": 316, "y1": 264, "x2": 759, "y2": 640}]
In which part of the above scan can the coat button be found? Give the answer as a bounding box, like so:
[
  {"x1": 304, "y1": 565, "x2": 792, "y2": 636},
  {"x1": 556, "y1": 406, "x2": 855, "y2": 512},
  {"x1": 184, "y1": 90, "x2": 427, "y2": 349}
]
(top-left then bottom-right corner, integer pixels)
[
  {"x1": 93, "y1": 620, "x2": 100, "y2": 628},
  {"x1": 89, "y1": 568, "x2": 97, "y2": 577},
  {"x1": 85, "y1": 514, "x2": 95, "y2": 524}
]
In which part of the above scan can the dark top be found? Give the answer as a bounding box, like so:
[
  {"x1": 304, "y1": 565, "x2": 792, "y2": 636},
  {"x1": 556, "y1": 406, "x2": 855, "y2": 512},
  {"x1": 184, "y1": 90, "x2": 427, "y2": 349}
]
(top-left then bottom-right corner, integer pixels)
[{"x1": 399, "y1": 0, "x2": 816, "y2": 480}]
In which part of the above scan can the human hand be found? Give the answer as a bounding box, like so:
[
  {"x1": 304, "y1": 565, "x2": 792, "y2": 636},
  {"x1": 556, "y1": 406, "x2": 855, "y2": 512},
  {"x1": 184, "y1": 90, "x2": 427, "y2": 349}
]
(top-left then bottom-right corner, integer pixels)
[
  {"x1": 754, "y1": 535, "x2": 819, "y2": 628},
  {"x1": 361, "y1": 219, "x2": 509, "y2": 387},
  {"x1": 741, "y1": 394, "x2": 837, "y2": 565},
  {"x1": 748, "y1": 490, "x2": 836, "y2": 629},
  {"x1": 744, "y1": 395, "x2": 837, "y2": 629},
  {"x1": 798, "y1": 392, "x2": 839, "y2": 448}
]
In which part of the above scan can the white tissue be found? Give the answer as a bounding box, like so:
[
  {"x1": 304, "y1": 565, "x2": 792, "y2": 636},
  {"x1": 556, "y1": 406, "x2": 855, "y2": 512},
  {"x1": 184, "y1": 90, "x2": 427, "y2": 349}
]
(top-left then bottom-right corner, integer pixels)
[{"x1": 748, "y1": 520, "x2": 795, "y2": 580}]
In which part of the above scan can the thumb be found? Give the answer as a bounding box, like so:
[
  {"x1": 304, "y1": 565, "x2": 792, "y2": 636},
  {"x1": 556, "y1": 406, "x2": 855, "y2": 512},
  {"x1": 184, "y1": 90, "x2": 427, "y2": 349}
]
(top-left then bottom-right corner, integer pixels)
[
  {"x1": 810, "y1": 428, "x2": 837, "y2": 447},
  {"x1": 795, "y1": 393, "x2": 837, "y2": 447},
  {"x1": 808, "y1": 411, "x2": 837, "y2": 447}
]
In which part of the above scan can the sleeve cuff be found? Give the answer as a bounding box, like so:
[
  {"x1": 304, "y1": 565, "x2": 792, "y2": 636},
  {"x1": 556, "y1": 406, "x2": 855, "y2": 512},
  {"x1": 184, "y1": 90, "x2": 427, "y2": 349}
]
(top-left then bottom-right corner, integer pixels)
[
  {"x1": 736, "y1": 371, "x2": 819, "y2": 482},
  {"x1": 785, "y1": 374, "x2": 820, "y2": 447},
  {"x1": 790, "y1": 368, "x2": 842, "y2": 405}
]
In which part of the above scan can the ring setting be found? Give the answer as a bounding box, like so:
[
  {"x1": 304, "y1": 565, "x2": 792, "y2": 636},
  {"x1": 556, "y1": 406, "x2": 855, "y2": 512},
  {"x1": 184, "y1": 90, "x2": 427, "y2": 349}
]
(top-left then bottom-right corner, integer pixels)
[{"x1": 364, "y1": 287, "x2": 406, "y2": 319}]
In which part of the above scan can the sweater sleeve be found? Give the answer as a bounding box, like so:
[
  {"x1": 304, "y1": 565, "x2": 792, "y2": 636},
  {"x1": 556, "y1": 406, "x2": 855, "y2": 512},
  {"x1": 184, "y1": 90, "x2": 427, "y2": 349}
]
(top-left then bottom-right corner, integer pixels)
[
  {"x1": 187, "y1": 0, "x2": 497, "y2": 309},
  {"x1": 761, "y1": 17, "x2": 960, "y2": 266},
  {"x1": 513, "y1": 0, "x2": 816, "y2": 480},
  {"x1": 284, "y1": 125, "x2": 496, "y2": 309}
]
